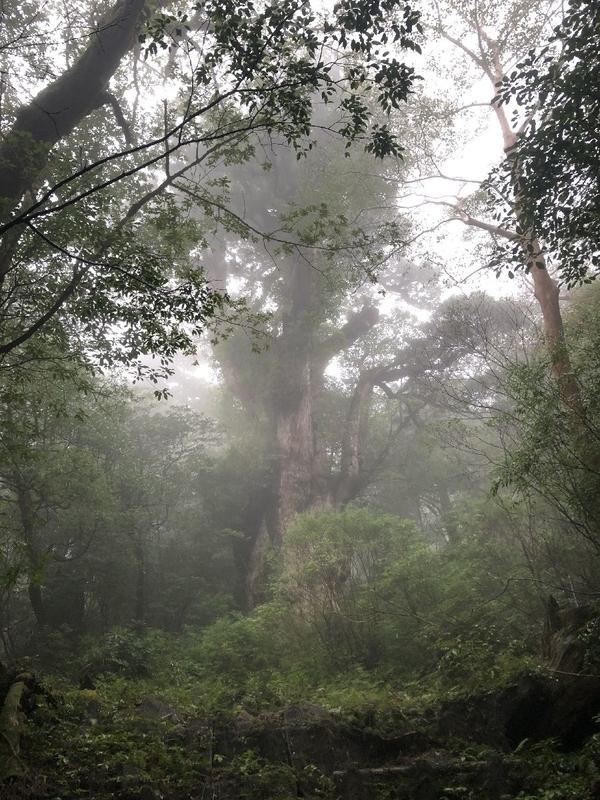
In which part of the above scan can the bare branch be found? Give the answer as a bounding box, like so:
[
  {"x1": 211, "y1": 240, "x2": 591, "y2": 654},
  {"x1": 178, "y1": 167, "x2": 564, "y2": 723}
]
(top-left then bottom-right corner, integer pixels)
[
  {"x1": 441, "y1": 31, "x2": 494, "y2": 80},
  {"x1": 98, "y1": 90, "x2": 135, "y2": 146},
  {"x1": 454, "y1": 208, "x2": 517, "y2": 240}
]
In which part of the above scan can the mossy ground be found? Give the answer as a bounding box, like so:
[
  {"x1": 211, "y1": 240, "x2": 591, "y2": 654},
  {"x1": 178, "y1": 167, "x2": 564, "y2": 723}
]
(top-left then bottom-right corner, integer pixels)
[{"x1": 1, "y1": 652, "x2": 599, "y2": 800}]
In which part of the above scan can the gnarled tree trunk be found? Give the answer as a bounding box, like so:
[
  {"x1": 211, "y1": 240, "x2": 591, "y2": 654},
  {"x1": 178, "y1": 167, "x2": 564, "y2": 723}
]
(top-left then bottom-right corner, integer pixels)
[{"x1": 234, "y1": 260, "x2": 383, "y2": 608}]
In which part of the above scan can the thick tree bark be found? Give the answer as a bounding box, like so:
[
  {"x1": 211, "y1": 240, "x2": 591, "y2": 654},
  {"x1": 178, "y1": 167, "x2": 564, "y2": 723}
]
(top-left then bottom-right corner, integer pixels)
[
  {"x1": 271, "y1": 255, "x2": 316, "y2": 528},
  {"x1": 0, "y1": 671, "x2": 56, "y2": 779},
  {"x1": 239, "y1": 263, "x2": 383, "y2": 606},
  {"x1": 243, "y1": 257, "x2": 317, "y2": 605},
  {"x1": 245, "y1": 517, "x2": 273, "y2": 610},
  {"x1": 275, "y1": 360, "x2": 314, "y2": 528},
  {"x1": 0, "y1": 675, "x2": 29, "y2": 779},
  {"x1": 0, "y1": 0, "x2": 147, "y2": 225}
]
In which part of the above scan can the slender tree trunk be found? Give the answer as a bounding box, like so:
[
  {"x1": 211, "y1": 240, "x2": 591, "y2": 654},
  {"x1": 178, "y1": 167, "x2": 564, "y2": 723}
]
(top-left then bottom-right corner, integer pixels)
[
  {"x1": 441, "y1": 26, "x2": 581, "y2": 410},
  {"x1": 14, "y1": 478, "x2": 48, "y2": 627},
  {"x1": 27, "y1": 583, "x2": 47, "y2": 629},
  {"x1": 526, "y1": 242, "x2": 581, "y2": 408},
  {"x1": 438, "y1": 484, "x2": 459, "y2": 545},
  {"x1": 132, "y1": 537, "x2": 146, "y2": 626},
  {"x1": 335, "y1": 371, "x2": 378, "y2": 508},
  {"x1": 491, "y1": 67, "x2": 582, "y2": 412}
]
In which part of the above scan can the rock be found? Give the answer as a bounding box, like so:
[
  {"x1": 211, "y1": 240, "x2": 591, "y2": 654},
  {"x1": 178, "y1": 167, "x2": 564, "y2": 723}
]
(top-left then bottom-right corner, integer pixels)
[
  {"x1": 136, "y1": 695, "x2": 180, "y2": 722},
  {"x1": 541, "y1": 595, "x2": 596, "y2": 674},
  {"x1": 79, "y1": 672, "x2": 96, "y2": 690},
  {"x1": 234, "y1": 708, "x2": 255, "y2": 733}
]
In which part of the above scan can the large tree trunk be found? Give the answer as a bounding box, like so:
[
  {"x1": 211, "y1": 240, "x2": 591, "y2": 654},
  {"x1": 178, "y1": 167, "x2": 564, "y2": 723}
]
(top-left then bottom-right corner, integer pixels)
[
  {"x1": 240, "y1": 262, "x2": 382, "y2": 607},
  {"x1": 244, "y1": 255, "x2": 317, "y2": 606},
  {"x1": 273, "y1": 255, "x2": 316, "y2": 531},
  {"x1": 0, "y1": 0, "x2": 147, "y2": 225},
  {"x1": 275, "y1": 363, "x2": 314, "y2": 523}
]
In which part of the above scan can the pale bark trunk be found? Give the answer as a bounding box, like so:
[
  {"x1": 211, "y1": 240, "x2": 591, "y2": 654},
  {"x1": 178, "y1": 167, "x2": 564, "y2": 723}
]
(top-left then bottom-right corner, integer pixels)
[
  {"x1": 527, "y1": 246, "x2": 581, "y2": 409},
  {"x1": 490, "y1": 60, "x2": 582, "y2": 412},
  {"x1": 440, "y1": 28, "x2": 581, "y2": 410}
]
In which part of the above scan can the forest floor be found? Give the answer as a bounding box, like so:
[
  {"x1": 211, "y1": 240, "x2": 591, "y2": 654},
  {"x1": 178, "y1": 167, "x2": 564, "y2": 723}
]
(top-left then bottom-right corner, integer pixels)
[{"x1": 1, "y1": 662, "x2": 600, "y2": 799}]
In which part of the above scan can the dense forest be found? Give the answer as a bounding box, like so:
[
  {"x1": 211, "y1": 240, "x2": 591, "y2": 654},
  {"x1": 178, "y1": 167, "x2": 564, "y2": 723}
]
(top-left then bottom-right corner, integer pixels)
[{"x1": 1, "y1": 0, "x2": 600, "y2": 797}]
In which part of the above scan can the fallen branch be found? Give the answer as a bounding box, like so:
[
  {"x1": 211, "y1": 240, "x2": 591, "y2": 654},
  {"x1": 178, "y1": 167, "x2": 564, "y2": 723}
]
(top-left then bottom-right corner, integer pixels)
[{"x1": 0, "y1": 672, "x2": 32, "y2": 779}]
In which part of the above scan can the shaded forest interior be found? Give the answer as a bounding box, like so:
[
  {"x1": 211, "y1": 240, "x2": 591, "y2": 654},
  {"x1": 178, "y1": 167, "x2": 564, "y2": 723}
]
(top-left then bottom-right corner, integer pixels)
[{"x1": 1, "y1": 0, "x2": 600, "y2": 797}]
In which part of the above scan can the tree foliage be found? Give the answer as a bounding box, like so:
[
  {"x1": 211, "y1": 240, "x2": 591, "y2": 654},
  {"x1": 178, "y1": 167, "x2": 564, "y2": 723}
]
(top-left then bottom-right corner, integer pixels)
[
  {"x1": 493, "y1": 0, "x2": 600, "y2": 287},
  {"x1": 3, "y1": 13, "x2": 600, "y2": 796},
  {"x1": 0, "y1": 0, "x2": 422, "y2": 381},
  {"x1": 0, "y1": 369, "x2": 237, "y2": 658},
  {"x1": 491, "y1": 282, "x2": 600, "y2": 549}
]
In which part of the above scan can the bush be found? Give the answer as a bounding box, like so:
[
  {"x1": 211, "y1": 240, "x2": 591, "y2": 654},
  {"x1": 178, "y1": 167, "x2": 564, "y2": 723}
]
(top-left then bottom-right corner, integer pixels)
[{"x1": 85, "y1": 628, "x2": 153, "y2": 679}]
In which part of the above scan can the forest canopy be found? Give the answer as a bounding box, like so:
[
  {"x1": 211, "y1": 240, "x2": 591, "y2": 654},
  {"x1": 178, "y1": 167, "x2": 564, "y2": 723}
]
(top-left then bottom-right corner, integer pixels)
[{"x1": 0, "y1": 0, "x2": 420, "y2": 384}]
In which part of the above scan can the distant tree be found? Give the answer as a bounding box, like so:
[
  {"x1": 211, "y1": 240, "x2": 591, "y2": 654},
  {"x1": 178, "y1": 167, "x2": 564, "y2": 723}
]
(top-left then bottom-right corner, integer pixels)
[
  {"x1": 0, "y1": 360, "x2": 236, "y2": 658},
  {"x1": 0, "y1": 366, "x2": 122, "y2": 651},
  {"x1": 193, "y1": 114, "x2": 436, "y2": 606},
  {"x1": 355, "y1": 292, "x2": 536, "y2": 542},
  {"x1": 106, "y1": 403, "x2": 225, "y2": 629}
]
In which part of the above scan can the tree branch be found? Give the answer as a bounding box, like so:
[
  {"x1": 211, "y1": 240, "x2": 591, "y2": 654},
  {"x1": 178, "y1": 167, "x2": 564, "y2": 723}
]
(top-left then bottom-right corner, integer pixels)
[
  {"x1": 0, "y1": 0, "x2": 148, "y2": 215},
  {"x1": 97, "y1": 90, "x2": 135, "y2": 146},
  {"x1": 0, "y1": 264, "x2": 88, "y2": 355},
  {"x1": 317, "y1": 306, "x2": 380, "y2": 365},
  {"x1": 441, "y1": 31, "x2": 494, "y2": 80}
]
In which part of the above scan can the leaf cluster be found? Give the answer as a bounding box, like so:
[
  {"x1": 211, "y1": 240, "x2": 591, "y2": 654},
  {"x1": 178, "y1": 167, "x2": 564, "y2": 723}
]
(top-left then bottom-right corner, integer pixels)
[{"x1": 491, "y1": 0, "x2": 600, "y2": 287}]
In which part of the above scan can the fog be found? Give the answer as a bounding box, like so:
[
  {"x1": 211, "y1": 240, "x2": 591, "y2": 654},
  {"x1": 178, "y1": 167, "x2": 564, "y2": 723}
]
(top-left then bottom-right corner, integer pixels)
[{"x1": 0, "y1": 0, "x2": 598, "y2": 796}]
